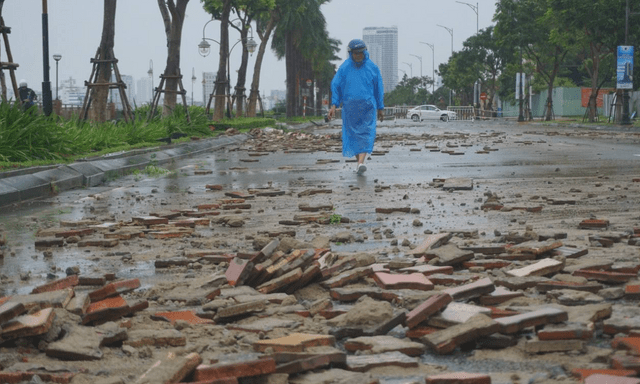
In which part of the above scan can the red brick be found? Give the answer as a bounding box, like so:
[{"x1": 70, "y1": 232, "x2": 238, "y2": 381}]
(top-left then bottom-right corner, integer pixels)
[
  {"x1": 506, "y1": 258, "x2": 564, "y2": 277},
  {"x1": 152, "y1": 310, "x2": 214, "y2": 325},
  {"x1": 573, "y1": 269, "x2": 636, "y2": 283},
  {"x1": 224, "y1": 191, "x2": 255, "y2": 199},
  {"x1": 205, "y1": 184, "x2": 223, "y2": 190},
  {"x1": 373, "y1": 272, "x2": 434, "y2": 291},
  {"x1": 257, "y1": 267, "x2": 303, "y2": 294},
  {"x1": 31, "y1": 275, "x2": 79, "y2": 294},
  {"x1": 536, "y1": 280, "x2": 602, "y2": 294},
  {"x1": 136, "y1": 352, "x2": 202, "y2": 384},
  {"x1": 463, "y1": 259, "x2": 512, "y2": 270},
  {"x1": 406, "y1": 326, "x2": 441, "y2": 339},
  {"x1": 125, "y1": 329, "x2": 186, "y2": 348},
  {"x1": 133, "y1": 216, "x2": 169, "y2": 225},
  {"x1": 82, "y1": 295, "x2": 130, "y2": 325},
  {"x1": 330, "y1": 287, "x2": 400, "y2": 303},
  {"x1": 538, "y1": 323, "x2": 594, "y2": 340},
  {"x1": 625, "y1": 284, "x2": 640, "y2": 299},
  {"x1": 425, "y1": 372, "x2": 491, "y2": 384},
  {"x1": 321, "y1": 266, "x2": 373, "y2": 289},
  {"x1": 0, "y1": 372, "x2": 75, "y2": 384},
  {"x1": 88, "y1": 278, "x2": 140, "y2": 302},
  {"x1": 276, "y1": 354, "x2": 333, "y2": 374},
  {"x1": 488, "y1": 307, "x2": 521, "y2": 319},
  {"x1": 611, "y1": 354, "x2": 640, "y2": 373},
  {"x1": 578, "y1": 219, "x2": 610, "y2": 229},
  {"x1": 193, "y1": 357, "x2": 275, "y2": 382},
  {"x1": 612, "y1": 337, "x2": 640, "y2": 355},
  {"x1": 584, "y1": 374, "x2": 640, "y2": 384},
  {"x1": 405, "y1": 293, "x2": 453, "y2": 329},
  {"x1": 77, "y1": 239, "x2": 119, "y2": 247},
  {"x1": 35, "y1": 238, "x2": 64, "y2": 248},
  {"x1": 225, "y1": 257, "x2": 254, "y2": 287},
  {"x1": 54, "y1": 228, "x2": 94, "y2": 238},
  {"x1": 253, "y1": 333, "x2": 335, "y2": 353},
  {"x1": 571, "y1": 368, "x2": 636, "y2": 381},
  {"x1": 197, "y1": 203, "x2": 221, "y2": 210},
  {"x1": 399, "y1": 264, "x2": 454, "y2": 276},
  {"x1": 429, "y1": 274, "x2": 479, "y2": 286},
  {"x1": 346, "y1": 351, "x2": 418, "y2": 372}
]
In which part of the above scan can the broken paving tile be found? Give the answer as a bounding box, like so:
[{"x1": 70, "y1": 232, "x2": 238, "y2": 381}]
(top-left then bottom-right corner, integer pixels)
[
  {"x1": 536, "y1": 280, "x2": 602, "y2": 294},
  {"x1": 375, "y1": 207, "x2": 411, "y2": 214},
  {"x1": 506, "y1": 258, "x2": 565, "y2": 278},
  {"x1": 547, "y1": 289, "x2": 605, "y2": 306},
  {"x1": 442, "y1": 178, "x2": 473, "y2": 190},
  {"x1": 77, "y1": 239, "x2": 119, "y2": 247},
  {"x1": 1, "y1": 307, "x2": 56, "y2": 340},
  {"x1": 550, "y1": 246, "x2": 588, "y2": 259},
  {"x1": 151, "y1": 310, "x2": 214, "y2": 325},
  {"x1": 573, "y1": 269, "x2": 636, "y2": 284},
  {"x1": 45, "y1": 322, "x2": 125, "y2": 360},
  {"x1": 320, "y1": 266, "x2": 373, "y2": 289},
  {"x1": 421, "y1": 314, "x2": 500, "y2": 354},
  {"x1": 422, "y1": 244, "x2": 474, "y2": 266},
  {"x1": 584, "y1": 375, "x2": 640, "y2": 384},
  {"x1": 399, "y1": 264, "x2": 454, "y2": 276},
  {"x1": 253, "y1": 333, "x2": 335, "y2": 353},
  {"x1": 346, "y1": 351, "x2": 418, "y2": 372},
  {"x1": 538, "y1": 322, "x2": 595, "y2": 340},
  {"x1": 494, "y1": 276, "x2": 550, "y2": 291},
  {"x1": 65, "y1": 291, "x2": 90, "y2": 315},
  {"x1": 214, "y1": 300, "x2": 266, "y2": 322},
  {"x1": 579, "y1": 219, "x2": 609, "y2": 229},
  {"x1": 571, "y1": 368, "x2": 637, "y2": 382},
  {"x1": 479, "y1": 286, "x2": 524, "y2": 306},
  {"x1": 82, "y1": 295, "x2": 130, "y2": 325},
  {"x1": 463, "y1": 259, "x2": 512, "y2": 270},
  {"x1": 507, "y1": 240, "x2": 563, "y2": 256},
  {"x1": 12, "y1": 288, "x2": 74, "y2": 311},
  {"x1": 0, "y1": 301, "x2": 26, "y2": 324},
  {"x1": 524, "y1": 336, "x2": 586, "y2": 353},
  {"x1": 31, "y1": 275, "x2": 80, "y2": 294},
  {"x1": 88, "y1": 278, "x2": 140, "y2": 302},
  {"x1": 372, "y1": 272, "x2": 434, "y2": 291},
  {"x1": 495, "y1": 307, "x2": 568, "y2": 334},
  {"x1": 425, "y1": 372, "x2": 491, "y2": 384},
  {"x1": 275, "y1": 354, "x2": 334, "y2": 375},
  {"x1": 330, "y1": 287, "x2": 399, "y2": 303},
  {"x1": 136, "y1": 352, "x2": 202, "y2": 384},
  {"x1": 406, "y1": 233, "x2": 452, "y2": 257},
  {"x1": 442, "y1": 277, "x2": 494, "y2": 301},
  {"x1": 405, "y1": 293, "x2": 453, "y2": 329},
  {"x1": 287, "y1": 369, "x2": 377, "y2": 384},
  {"x1": 344, "y1": 335, "x2": 426, "y2": 356},
  {"x1": 257, "y1": 267, "x2": 303, "y2": 294},
  {"x1": 225, "y1": 257, "x2": 254, "y2": 287},
  {"x1": 428, "y1": 302, "x2": 492, "y2": 328}
]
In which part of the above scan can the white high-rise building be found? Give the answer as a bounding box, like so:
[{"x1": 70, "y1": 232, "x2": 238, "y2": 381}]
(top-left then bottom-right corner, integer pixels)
[
  {"x1": 110, "y1": 74, "x2": 135, "y2": 107},
  {"x1": 137, "y1": 77, "x2": 153, "y2": 104},
  {"x1": 363, "y1": 26, "x2": 398, "y2": 93},
  {"x1": 202, "y1": 72, "x2": 216, "y2": 105}
]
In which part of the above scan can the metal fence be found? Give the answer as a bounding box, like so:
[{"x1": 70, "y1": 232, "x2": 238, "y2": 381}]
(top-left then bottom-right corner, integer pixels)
[{"x1": 446, "y1": 106, "x2": 475, "y2": 121}]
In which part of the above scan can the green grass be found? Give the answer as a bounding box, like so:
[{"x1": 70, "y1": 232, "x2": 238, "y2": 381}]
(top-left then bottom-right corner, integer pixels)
[{"x1": 0, "y1": 103, "x2": 276, "y2": 171}]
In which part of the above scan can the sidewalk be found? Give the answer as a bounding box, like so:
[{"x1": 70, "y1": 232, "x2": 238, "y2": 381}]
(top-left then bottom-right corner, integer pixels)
[{"x1": 0, "y1": 134, "x2": 248, "y2": 208}]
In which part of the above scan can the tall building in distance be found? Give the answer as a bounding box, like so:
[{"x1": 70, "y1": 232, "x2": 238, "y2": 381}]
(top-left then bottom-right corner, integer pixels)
[
  {"x1": 363, "y1": 26, "x2": 398, "y2": 93},
  {"x1": 137, "y1": 77, "x2": 153, "y2": 104},
  {"x1": 202, "y1": 72, "x2": 216, "y2": 105}
]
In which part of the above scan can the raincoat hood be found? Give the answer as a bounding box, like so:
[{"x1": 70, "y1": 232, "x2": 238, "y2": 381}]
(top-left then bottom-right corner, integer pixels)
[{"x1": 349, "y1": 49, "x2": 369, "y2": 68}]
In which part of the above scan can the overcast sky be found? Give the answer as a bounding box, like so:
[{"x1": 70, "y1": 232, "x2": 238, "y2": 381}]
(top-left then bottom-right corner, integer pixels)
[{"x1": 5, "y1": 0, "x2": 497, "y2": 102}]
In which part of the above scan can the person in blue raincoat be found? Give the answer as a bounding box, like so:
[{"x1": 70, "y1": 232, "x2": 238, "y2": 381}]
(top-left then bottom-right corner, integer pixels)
[{"x1": 327, "y1": 39, "x2": 384, "y2": 175}]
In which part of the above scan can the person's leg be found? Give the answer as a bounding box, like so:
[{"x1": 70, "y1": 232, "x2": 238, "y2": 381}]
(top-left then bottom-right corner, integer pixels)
[{"x1": 357, "y1": 153, "x2": 366, "y2": 164}]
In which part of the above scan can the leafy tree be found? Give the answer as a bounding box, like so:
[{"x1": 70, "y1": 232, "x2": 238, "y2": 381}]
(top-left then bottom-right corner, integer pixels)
[
  {"x1": 271, "y1": 0, "x2": 334, "y2": 117},
  {"x1": 247, "y1": 7, "x2": 278, "y2": 116},
  {"x1": 385, "y1": 75, "x2": 431, "y2": 106},
  {"x1": 202, "y1": 0, "x2": 232, "y2": 121},
  {"x1": 548, "y1": 0, "x2": 629, "y2": 122},
  {"x1": 157, "y1": 0, "x2": 190, "y2": 116}
]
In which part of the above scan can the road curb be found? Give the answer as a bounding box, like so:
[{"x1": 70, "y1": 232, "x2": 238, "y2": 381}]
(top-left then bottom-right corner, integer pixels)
[{"x1": 0, "y1": 134, "x2": 247, "y2": 208}]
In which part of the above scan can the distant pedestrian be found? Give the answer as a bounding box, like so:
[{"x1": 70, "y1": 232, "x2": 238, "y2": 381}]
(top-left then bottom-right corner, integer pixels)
[
  {"x1": 328, "y1": 39, "x2": 384, "y2": 175},
  {"x1": 18, "y1": 79, "x2": 37, "y2": 111}
]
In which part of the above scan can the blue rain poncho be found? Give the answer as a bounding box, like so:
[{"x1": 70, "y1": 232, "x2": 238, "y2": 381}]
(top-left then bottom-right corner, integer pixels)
[{"x1": 331, "y1": 50, "x2": 384, "y2": 158}]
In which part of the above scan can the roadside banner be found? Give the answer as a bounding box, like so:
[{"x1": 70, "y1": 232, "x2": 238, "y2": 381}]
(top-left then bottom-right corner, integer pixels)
[{"x1": 617, "y1": 45, "x2": 634, "y2": 90}]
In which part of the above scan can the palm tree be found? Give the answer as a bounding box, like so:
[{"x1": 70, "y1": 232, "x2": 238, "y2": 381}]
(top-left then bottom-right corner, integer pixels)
[{"x1": 271, "y1": 0, "x2": 333, "y2": 117}]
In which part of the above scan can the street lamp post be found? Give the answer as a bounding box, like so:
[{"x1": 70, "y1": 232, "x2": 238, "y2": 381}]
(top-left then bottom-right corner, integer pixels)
[
  {"x1": 53, "y1": 53, "x2": 61, "y2": 100},
  {"x1": 402, "y1": 62, "x2": 413, "y2": 78},
  {"x1": 420, "y1": 42, "x2": 435, "y2": 96},
  {"x1": 191, "y1": 67, "x2": 196, "y2": 106},
  {"x1": 198, "y1": 18, "x2": 257, "y2": 114},
  {"x1": 41, "y1": 0, "x2": 53, "y2": 116},
  {"x1": 437, "y1": 24, "x2": 454, "y2": 105},
  {"x1": 456, "y1": 1, "x2": 479, "y2": 34},
  {"x1": 409, "y1": 54, "x2": 422, "y2": 78}
]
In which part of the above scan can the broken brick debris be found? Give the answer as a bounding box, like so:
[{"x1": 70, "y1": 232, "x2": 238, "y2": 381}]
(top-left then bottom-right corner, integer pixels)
[
  {"x1": 136, "y1": 352, "x2": 202, "y2": 384},
  {"x1": 88, "y1": 278, "x2": 141, "y2": 302}
]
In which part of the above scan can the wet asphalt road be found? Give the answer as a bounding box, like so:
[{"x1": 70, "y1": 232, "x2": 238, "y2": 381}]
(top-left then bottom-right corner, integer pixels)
[{"x1": 1, "y1": 118, "x2": 640, "y2": 295}]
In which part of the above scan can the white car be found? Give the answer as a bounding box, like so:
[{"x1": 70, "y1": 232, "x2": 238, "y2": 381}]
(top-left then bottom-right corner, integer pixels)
[{"x1": 407, "y1": 105, "x2": 457, "y2": 122}]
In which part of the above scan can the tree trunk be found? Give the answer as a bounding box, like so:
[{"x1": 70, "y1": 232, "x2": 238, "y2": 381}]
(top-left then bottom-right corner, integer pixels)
[
  {"x1": 285, "y1": 31, "x2": 296, "y2": 118},
  {"x1": 234, "y1": 22, "x2": 250, "y2": 118},
  {"x1": 586, "y1": 43, "x2": 602, "y2": 122},
  {"x1": 90, "y1": 0, "x2": 116, "y2": 123},
  {"x1": 247, "y1": 11, "x2": 277, "y2": 117},
  {"x1": 213, "y1": 0, "x2": 231, "y2": 121},
  {"x1": 158, "y1": 0, "x2": 189, "y2": 116}
]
